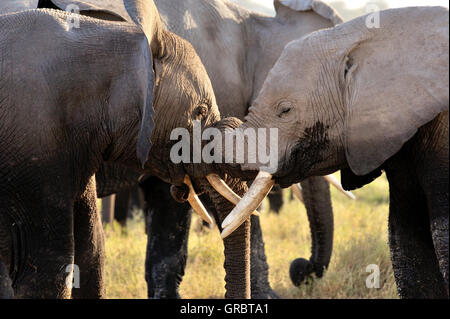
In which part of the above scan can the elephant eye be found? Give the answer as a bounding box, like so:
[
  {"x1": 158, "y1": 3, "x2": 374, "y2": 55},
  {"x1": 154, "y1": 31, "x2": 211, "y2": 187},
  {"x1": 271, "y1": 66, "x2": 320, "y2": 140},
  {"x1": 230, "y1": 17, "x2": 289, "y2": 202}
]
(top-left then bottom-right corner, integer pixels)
[{"x1": 277, "y1": 101, "x2": 293, "y2": 118}]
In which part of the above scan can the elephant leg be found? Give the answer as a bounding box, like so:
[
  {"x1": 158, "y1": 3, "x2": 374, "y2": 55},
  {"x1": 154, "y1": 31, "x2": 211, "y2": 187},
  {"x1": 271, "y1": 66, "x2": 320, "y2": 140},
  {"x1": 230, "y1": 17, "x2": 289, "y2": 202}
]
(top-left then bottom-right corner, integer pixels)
[
  {"x1": 101, "y1": 195, "x2": 115, "y2": 226},
  {"x1": 140, "y1": 177, "x2": 191, "y2": 299},
  {"x1": 428, "y1": 195, "x2": 449, "y2": 295},
  {"x1": 130, "y1": 185, "x2": 145, "y2": 212},
  {"x1": 428, "y1": 207, "x2": 449, "y2": 297},
  {"x1": 72, "y1": 176, "x2": 105, "y2": 299},
  {"x1": 418, "y1": 148, "x2": 449, "y2": 294},
  {"x1": 250, "y1": 215, "x2": 279, "y2": 299},
  {"x1": 0, "y1": 260, "x2": 13, "y2": 299},
  {"x1": 9, "y1": 203, "x2": 74, "y2": 298},
  {"x1": 114, "y1": 189, "x2": 131, "y2": 227},
  {"x1": 0, "y1": 210, "x2": 13, "y2": 298},
  {"x1": 267, "y1": 185, "x2": 283, "y2": 214},
  {"x1": 387, "y1": 171, "x2": 447, "y2": 298},
  {"x1": 290, "y1": 176, "x2": 333, "y2": 286}
]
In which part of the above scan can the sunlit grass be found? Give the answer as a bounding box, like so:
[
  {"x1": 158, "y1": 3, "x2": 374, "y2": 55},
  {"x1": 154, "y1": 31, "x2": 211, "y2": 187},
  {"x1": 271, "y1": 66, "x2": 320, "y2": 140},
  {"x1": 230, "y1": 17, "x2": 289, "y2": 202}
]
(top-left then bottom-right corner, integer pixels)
[{"x1": 104, "y1": 173, "x2": 397, "y2": 299}]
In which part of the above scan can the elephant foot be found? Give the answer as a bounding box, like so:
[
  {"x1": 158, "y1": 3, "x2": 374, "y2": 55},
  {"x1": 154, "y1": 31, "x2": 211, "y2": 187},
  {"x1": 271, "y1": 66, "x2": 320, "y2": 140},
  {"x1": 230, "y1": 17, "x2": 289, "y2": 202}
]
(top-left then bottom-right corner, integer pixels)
[
  {"x1": 251, "y1": 288, "x2": 280, "y2": 299},
  {"x1": 289, "y1": 258, "x2": 316, "y2": 286},
  {"x1": 149, "y1": 288, "x2": 181, "y2": 299}
]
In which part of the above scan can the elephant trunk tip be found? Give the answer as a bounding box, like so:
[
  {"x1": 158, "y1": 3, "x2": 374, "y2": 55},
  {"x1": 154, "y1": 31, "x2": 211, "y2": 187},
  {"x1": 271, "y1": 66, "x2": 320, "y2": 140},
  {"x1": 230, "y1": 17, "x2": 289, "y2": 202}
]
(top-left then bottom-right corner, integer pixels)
[{"x1": 289, "y1": 258, "x2": 315, "y2": 286}]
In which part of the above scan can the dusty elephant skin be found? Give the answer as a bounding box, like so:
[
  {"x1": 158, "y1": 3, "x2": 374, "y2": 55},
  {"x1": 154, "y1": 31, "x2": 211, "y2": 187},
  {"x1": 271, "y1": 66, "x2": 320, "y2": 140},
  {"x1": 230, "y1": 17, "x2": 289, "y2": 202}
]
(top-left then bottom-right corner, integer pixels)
[
  {"x1": 222, "y1": 7, "x2": 449, "y2": 299},
  {"x1": 95, "y1": 0, "x2": 343, "y2": 299},
  {"x1": 0, "y1": 0, "x2": 254, "y2": 299}
]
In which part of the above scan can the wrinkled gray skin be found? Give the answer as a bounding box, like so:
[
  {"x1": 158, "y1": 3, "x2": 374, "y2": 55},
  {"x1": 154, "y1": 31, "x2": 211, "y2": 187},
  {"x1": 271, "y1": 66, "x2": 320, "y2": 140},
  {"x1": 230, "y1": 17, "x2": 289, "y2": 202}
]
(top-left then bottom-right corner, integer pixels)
[
  {"x1": 96, "y1": 0, "x2": 341, "y2": 298},
  {"x1": 0, "y1": 0, "x2": 252, "y2": 298},
  {"x1": 227, "y1": 7, "x2": 449, "y2": 298}
]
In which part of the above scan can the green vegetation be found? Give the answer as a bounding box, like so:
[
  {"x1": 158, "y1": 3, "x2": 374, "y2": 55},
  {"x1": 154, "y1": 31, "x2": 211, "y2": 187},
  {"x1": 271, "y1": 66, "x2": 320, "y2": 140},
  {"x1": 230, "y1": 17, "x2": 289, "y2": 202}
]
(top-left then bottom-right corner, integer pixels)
[{"x1": 104, "y1": 173, "x2": 397, "y2": 299}]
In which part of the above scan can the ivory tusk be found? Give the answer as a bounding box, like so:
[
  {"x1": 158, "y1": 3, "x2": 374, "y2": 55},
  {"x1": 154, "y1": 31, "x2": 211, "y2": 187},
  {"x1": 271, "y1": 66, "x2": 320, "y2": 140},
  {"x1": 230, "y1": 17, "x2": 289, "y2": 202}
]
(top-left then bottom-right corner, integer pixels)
[
  {"x1": 184, "y1": 175, "x2": 214, "y2": 224},
  {"x1": 206, "y1": 174, "x2": 259, "y2": 216},
  {"x1": 324, "y1": 174, "x2": 356, "y2": 200},
  {"x1": 291, "y1": 183, "x2": 304, "y2": 203},
  {"x1": 221, "y1": 171, "x2": 274, "y2": 239}
]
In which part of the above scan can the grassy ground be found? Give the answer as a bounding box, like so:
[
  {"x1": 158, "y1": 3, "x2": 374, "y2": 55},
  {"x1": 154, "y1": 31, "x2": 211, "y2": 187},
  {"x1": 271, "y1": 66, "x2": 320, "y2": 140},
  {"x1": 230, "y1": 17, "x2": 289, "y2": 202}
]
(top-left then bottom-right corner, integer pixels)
[{"x1": 103, "y1": 173, "x2": 398, "y2": 299}]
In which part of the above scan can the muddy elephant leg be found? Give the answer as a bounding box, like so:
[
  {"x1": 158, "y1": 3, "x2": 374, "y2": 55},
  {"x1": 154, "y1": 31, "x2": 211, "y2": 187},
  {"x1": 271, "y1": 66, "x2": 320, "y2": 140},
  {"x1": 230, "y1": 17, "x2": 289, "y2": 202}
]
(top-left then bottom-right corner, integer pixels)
[
  {"x1": 114, "y1": 189, "x2": 131, "y2": 227},
  {"x1": 267, "y1": 185, "x2": 284, "y2": 214},
  {"x1": 387, "y1": 171, "x2": 447, "y2": 298},
  {"x1": 140, "y1": 177, "x2": 191, "y2": 299},
  {"x1": 0, "y1": 260, "x2": 13, "y2": 299},
  {"x1": 250, "y1": 215, "x2": 279, "y2": 299},
  {"x1": 290, "y1": 176, "x2": 334, "y2": 286},
  {"x1": 72, "y1": 176, "x2": 105, "y2": 299}
]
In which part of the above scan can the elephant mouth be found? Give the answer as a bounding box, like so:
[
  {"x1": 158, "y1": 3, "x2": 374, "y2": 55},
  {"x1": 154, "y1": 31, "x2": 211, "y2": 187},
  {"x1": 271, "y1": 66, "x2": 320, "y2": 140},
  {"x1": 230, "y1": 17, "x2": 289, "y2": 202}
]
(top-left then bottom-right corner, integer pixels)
[{"x1": 272, "y1": 136, "x2": 326, "y2": 187}]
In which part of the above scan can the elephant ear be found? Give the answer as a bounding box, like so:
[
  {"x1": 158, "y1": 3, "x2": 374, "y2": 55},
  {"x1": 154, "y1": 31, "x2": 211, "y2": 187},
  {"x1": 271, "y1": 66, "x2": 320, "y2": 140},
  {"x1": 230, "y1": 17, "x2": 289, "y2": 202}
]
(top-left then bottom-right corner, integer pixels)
[
  {"x1": 340, "y1": 168, "x2": 382, "y2": 191},
  {"x1": 123, "y1": 0, "x2": 164, "y2": 167},
  {"x1": 37, "y1": 0, "x2": 127, "y2": 22},
  {"x1": 342, "y1": 8, "x2": 449, "y2": 176},
  {"x1": 274, "y1": 0, "x2": 343, "y2": 25}
]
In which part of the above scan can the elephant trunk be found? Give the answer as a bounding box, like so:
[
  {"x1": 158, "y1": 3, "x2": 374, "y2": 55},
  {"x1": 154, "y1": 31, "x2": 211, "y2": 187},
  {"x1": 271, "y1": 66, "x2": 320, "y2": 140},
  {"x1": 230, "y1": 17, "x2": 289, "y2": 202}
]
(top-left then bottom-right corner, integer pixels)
[
  {"x1": 199, "y1": 176, "x2": 251, "y2": 299},
  {"x1": 290, "y1": 176, "x2": 334, "y2": 285}
]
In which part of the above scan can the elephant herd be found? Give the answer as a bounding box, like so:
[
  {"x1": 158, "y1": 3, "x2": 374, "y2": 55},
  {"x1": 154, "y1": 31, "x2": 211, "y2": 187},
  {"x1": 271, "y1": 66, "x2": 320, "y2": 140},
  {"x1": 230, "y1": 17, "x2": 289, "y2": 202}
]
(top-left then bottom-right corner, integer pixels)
[{"x1": 0, "y1": 0, "x2": 448, "y2": 299}]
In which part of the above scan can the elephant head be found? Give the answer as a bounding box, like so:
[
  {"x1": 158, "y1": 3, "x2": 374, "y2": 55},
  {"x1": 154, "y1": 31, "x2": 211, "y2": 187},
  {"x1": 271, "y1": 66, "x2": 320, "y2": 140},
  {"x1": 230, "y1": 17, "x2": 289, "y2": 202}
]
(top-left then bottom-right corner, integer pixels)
[
  {"x1": 219, "y1": 6, "x2": 449, "y2": 236},
  {"x1": 37, "y1": 0, "x2": 221, "y2": 181}
]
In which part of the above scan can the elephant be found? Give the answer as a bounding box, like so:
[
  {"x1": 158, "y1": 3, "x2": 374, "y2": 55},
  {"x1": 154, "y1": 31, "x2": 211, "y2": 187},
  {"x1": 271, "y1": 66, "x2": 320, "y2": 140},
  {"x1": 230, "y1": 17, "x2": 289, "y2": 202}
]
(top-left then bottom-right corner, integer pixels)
[
  {"x1": 94, "y1": 0, "x2": 348, "y2": 299},
  {"x1": 0, "y1": 0, "x2": 252, "y2": 298},
  {"x1": 219, "y1": 6, "x2": 449, "y2": 299}
]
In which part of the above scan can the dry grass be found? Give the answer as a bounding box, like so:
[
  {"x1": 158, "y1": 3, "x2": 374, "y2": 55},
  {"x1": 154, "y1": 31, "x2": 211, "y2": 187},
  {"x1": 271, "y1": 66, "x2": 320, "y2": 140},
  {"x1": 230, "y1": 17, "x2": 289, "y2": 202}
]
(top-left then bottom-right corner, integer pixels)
[{"x1": 103, "y1": 173, "x2": 398, "y2": 299}]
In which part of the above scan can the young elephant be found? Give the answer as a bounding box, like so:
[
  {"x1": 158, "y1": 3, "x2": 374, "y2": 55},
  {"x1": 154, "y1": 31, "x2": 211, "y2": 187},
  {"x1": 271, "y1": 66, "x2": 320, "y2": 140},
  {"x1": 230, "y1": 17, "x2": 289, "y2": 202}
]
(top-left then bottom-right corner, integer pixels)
[
  {"x1": 222, "y1": 7, "x2": 449, "y2": 298},
  {"x1": 0, "y1": 0, "x2": 251, "y2": 298}
]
